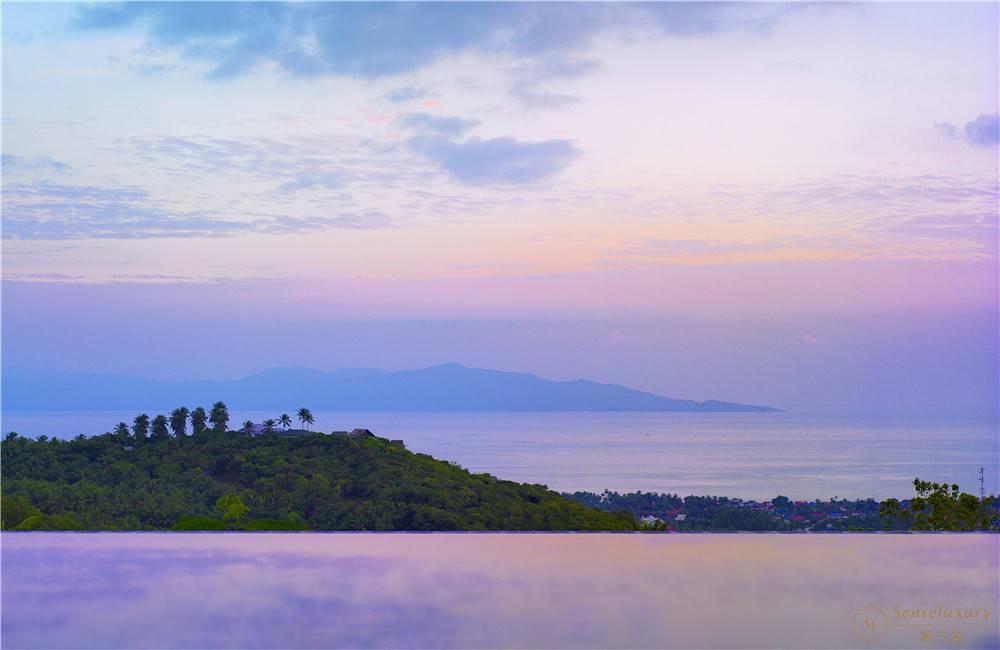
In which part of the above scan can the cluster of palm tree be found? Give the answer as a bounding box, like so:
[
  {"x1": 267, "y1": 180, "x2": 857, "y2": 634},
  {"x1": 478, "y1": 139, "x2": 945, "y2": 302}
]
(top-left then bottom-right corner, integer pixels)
[
  {"x1": 113, "y1": 402, "x2": 230, "y2": 442},
  {"x1": 242, "y1": 408, "x2": 315, "y2": 435}
]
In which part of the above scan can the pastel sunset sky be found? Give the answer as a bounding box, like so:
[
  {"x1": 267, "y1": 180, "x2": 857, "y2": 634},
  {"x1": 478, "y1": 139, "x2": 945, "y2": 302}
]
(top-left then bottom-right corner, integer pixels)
[{"x1": 2, "y1": 2, "x2": 997, "y2": 416}]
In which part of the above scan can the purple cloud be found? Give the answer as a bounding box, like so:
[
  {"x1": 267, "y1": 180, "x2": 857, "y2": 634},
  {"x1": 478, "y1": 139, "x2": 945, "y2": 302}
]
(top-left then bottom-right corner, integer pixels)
[
  {"x1": 935, "y1": 113, "x2": 999, "y2": 147},
  {"x1": 407, "y1": 135, "x2": 578, "y2": 185}
]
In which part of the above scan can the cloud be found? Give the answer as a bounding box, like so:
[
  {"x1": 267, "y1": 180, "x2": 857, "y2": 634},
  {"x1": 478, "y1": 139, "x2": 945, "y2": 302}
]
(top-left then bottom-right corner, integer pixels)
[
  {"x1": 2, "y1": 154, "x2": 71, "y2": 174},
  {"x1": 596, "y1": 173, "x2": 999, "y2": 265},
  {"x1": 1, "y1": 182, "x2": 393, "y2": 239},
  {"x1": 934, "y1": 121, "x2": 958, "y2": 139},
  {"x1": 935, "y1": 113, "x2": 999, "y2": 147},
  {"x1": 70, "y1": 3, "x2": 795, "y2": 81},
  {"x1": 278, "y1": 172, "x2": 344, "y2": 193},
  {"x1": 604, "y1": 238, "x2": 782, "y2": 262},
  {"x1": 113, "y1": 133, "x2": 425, "y2": 195},
  {"x1": 507, "y1": 57, "x2": 601, "y2": 109},
  {"x1": 508, "y1": 87, "x2": 581, "y2": 110},
  {"x1": 407, "y1": 135, "x2": 578, "y2": 185},
  {"x1": 964, "y1": 113, "x2": 1000, "y2": 146},
  {"x1": 384, "y1": 86, "x2": 430, "y2": 104},
  {"x1": 71, "y1": 3, "x2": 508, "y2": 80},
  {"x1": 267, "y1": 210, "x2": 394, "y2": 233},
  {"x1": 397, "y1": 113, "x2": 480, "y2": 137}
]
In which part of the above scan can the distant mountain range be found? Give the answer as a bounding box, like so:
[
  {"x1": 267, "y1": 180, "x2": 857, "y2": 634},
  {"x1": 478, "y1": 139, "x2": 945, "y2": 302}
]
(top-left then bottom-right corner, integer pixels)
[{"x1": 1, "y1": 363, "x2": 778, "y2": 412}]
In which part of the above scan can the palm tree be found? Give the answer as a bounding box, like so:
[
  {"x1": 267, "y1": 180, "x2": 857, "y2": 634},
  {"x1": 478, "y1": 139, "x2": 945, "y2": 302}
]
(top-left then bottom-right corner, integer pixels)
[
  {"x1": 209, "y1": 401, "x2": 229, "y2": 433},
  {"x1": 297, "y1": 408, "x2": 314, "y2": 431},
  {"x1": 132, "y1": 414, "x2": 150, "y2": 441},
  {"x1": 262, "y1": 419, "x2": 276, "y2": 434},
  {"x1": 191, "y1": 407, "x2": 208, "y2": 435},
  {"x1": 169, "y1": 407, "x2": 190, "y2": 437},
  {"x1": 278, "y1": 414, "x2": 292, "y2": 430},
  {"x1": 151, "y1": 414, "x2": 170, "y2": 440},
  {"x1": 216, "y1": 495, "x2": 249, "y2": 526},
  {"x1": 114, "y1": 422, "x2": 131, "y2": 442},
  {"x1": 242, "y1": 420, "x2": 255, "y2": 435}
]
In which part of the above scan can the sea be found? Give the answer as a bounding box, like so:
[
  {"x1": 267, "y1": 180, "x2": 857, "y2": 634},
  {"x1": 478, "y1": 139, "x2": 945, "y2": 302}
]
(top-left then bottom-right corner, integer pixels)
[{"x1": 2, "y1": 411, "x2": 997, "y2": 500}]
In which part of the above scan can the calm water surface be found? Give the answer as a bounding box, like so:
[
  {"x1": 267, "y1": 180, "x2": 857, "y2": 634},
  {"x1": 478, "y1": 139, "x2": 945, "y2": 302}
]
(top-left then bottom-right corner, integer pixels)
[
  {"x1": 3, "y1": 411, "x2": 996, "y2": 499},
  {"x1": 2, "y1": 533, "x2": 997, "y2": 649}
]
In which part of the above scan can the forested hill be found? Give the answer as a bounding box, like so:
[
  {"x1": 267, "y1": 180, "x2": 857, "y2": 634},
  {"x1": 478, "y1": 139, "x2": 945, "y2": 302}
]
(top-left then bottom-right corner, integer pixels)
[{"x1": 0, "y1": 430, "x2": 635, "y2": 531}]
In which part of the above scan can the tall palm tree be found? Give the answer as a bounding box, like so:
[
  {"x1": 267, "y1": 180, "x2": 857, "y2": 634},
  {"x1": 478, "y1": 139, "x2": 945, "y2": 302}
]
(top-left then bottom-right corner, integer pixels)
[
  {"x1": 191, "y1": 407, "x2": 208, "y2": 435},
  {"x1": 278, "y1": 414, "x2": 292, "y2": 430},
  {"x1": 209, "y1": 401, "x2": 229, "y2": 433},
  {"x1": 151, "y1": 414, "x2": 170, "y2": 440},
  {"x1": 132, "y1": 414, "x2": 150, "y2": 441},
  {"x1": 114, "y1": 422, "x2": 131, "y2": 442},
  {"x1": 297, "y1": 408, "x2": 314, "y2": 431},
  {"x1": 169, "y1": 407, "x2": 190, "y2": 437},
  {"x1": 262, "y1": 419, "x2": 276, "y2": 434},
  {"x1": 242, "y1": 420, "x2": 255, "y2": 435}
]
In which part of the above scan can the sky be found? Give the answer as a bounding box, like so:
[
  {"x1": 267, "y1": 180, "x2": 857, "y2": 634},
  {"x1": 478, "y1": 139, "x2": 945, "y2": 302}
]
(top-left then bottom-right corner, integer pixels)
[{"x1": 2, "y1": 2, "x2": 998, "y2": 416}]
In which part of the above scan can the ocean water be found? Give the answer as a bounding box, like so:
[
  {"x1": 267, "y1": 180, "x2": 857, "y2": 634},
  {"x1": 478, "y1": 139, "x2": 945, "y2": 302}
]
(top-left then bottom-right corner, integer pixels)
[
  {"x1": 2, "y1": 533, "x2": 998, "y2": 650},
  {"x1": 1, "y1": 411, "x2": 997, "y2": 500}
]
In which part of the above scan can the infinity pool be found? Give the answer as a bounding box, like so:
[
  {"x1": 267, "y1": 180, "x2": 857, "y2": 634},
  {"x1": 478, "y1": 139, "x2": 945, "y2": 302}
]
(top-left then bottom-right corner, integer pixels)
[{"x1": 2, "y1": 533, "x2": 997, "y2": 649}]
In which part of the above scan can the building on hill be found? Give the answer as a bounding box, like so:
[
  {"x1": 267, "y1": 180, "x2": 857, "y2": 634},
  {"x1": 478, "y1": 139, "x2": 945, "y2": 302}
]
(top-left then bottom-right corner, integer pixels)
[{"x1": 330, "y1": 428, "x2": 385, "y2": 440}]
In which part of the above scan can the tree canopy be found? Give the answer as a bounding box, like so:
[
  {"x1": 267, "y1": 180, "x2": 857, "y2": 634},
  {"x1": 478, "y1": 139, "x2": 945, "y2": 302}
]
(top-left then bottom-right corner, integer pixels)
[
  {"x1": 1, "y1": 429, "x2": 634, "y2": 532},
  {"x1": 879, "y1": 478, "x2": 998, "y2": 531}
]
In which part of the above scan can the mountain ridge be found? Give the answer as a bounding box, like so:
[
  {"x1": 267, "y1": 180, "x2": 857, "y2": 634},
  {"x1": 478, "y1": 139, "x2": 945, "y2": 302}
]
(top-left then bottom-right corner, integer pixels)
[{"x1": 1, "y1": 363, "x2": 779, "y2": 413}]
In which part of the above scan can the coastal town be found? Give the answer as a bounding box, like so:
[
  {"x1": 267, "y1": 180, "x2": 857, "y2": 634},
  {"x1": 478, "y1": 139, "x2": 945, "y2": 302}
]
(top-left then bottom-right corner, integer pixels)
[{"x1": 568, "y1": 490, "x2": 903, "y2": 532}]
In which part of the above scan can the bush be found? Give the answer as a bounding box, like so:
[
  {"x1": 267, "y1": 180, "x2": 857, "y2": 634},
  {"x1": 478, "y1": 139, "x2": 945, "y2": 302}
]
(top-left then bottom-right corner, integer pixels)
[
  {"x1": 1, "y1": 495, "x2": 41, "y2": 530},
  {"x1": 170, "y1": 516, "x2": 229, "y2": 531},
  {"x1": 15, "y1": 514, "x2": 83, "y2": 531},
  {"x1": 243, "y1": 519, "x2": 310, "y2": 531}
]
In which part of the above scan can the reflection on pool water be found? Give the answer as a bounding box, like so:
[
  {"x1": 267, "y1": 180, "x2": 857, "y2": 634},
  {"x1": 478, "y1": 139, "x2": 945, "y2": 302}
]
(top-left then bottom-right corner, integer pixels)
[{"x1": 2, "y1": 533, "x2": 998, "y2": 649}]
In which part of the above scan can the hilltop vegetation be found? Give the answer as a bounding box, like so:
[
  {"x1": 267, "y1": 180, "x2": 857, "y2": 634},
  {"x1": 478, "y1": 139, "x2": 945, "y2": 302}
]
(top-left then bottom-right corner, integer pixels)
[{"x1": 0, "y1": 429, "x2": 635, "y2": 531}]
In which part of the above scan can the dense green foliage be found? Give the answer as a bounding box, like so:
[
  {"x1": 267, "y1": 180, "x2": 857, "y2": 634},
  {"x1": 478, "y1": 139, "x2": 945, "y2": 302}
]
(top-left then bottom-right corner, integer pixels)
[
  {"x1": 879, "y1": 479, "x2": 999, "y2": 531},
  {"x1": 243, "y1": 519, "x2": 310, "y2": 531},
  {"x1": 1, "y1": 430, "x2": 635, "y2": 531},
  {"x1": 15, "y1": 514, "x2": 84, "y2": 530},
  {"x1": 2, "y1": 494, "x2": 41, "y2": 529},
  {"x1": 170, "y1": 516, "x2": 230, "y2": 531}
]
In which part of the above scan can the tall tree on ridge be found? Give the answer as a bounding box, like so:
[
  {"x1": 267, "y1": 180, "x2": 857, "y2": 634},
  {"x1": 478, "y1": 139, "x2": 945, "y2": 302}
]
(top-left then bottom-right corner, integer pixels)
[
  {"x1": 151, "y1": 415, "x2": 170, "y2": 440},
  {"x1": 114, "y1": 422, "x2": 131, "y2": 442},
  {"x1": 132, "y1": 414, "x2": 150, "y2": 441},
  {"x1": 191, "y1": 407, "x2": 208, "y2": 435},
  {"x1": 278, "y1": 414, "x2": 292, "y2": 430},
  {"x1": 209, "y1": 402, "x2": 229, "y2": 433},
  {"x1": 297, "y1": 408, "x2": 314, "y2": 431},
  {"x1": 242, "y1": 420, "x2": 255, "y2": 435},
  {"x1": 169, "y1": 407, "x2": 190, "y2": 437}
]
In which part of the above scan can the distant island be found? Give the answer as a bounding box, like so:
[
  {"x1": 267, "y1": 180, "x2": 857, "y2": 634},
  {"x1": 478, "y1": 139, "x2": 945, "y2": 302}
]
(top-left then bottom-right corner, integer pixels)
[{"x1": 1, "y1": 363, "x2": 778, "y2": 412}]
